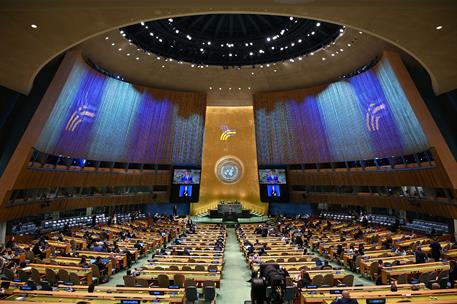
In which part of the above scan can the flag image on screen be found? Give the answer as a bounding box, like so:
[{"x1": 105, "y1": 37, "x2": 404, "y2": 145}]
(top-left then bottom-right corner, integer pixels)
[
  {"x1": 173, "y1": 169, "x2": 201, "y2": 184},
  {"x1": 179, "y1": 185, "x2": 192, "y2": 197},
  {"x1": 267, "y1": 185, "x2": 280, "y2": 197},
  {"x1": 259, "y1": 169, "x2": 286, "y2": 184}
]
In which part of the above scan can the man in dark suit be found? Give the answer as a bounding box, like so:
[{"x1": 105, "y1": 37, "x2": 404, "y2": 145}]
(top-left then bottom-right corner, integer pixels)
[
  {"x1": 415, "y1": 247, "x2": 427, "y2": 264},
  {"x1": 332, "y1": 291, "x2": 358, "y2": 304}
]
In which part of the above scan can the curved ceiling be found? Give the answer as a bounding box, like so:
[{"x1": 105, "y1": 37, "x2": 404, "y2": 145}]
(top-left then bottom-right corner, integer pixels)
[
  {"x1": 121, "y1": 14, "x2": 343, "y2": 66},
  {"x1": 81, "y1": 26, "x2": 392, "y2": 105},
  {"x1": 0, "y1": 1, "x2": 456, "y2": 96}
]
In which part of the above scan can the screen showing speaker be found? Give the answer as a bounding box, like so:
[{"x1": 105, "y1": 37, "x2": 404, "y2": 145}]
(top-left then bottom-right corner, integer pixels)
[
  {"x1": 258, "y1": 169, "x2": 287, "y2": 184},
  {"x1": 172, "y1": 169, "x2": 201, "y2": 184},
  {"x1": 179, "y1": 185, "x2": 193, "y2": 197},
  {"x1": 267, "y1": 185, "x2": 281, "y2": 197}
]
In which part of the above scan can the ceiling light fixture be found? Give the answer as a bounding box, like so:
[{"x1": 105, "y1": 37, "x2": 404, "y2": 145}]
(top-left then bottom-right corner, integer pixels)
[
  {"x1": 30, "y1": 24, "x2": 38, "y2": 29},
  {"x1": 436, "y1": 25, "x2": 443, "y2": 30}
]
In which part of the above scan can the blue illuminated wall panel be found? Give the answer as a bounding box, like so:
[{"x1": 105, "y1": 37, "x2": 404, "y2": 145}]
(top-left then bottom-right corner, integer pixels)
[
  {"x1": 254, "y1": 56, "x2": 429, "y2": 164},
  {"x1": 36, "y1": 55, "x2": 206, "y2": 165}
]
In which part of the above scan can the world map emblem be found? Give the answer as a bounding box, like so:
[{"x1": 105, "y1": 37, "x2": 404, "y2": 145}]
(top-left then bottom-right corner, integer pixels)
[{"x1": 215, "y1": 156, "x2": 243, "y2": 184}]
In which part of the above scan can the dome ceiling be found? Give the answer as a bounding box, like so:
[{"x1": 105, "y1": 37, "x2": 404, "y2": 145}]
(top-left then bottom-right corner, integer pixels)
[{"x1": 121, "y1": 14, "x2": 343, "y2": 66}]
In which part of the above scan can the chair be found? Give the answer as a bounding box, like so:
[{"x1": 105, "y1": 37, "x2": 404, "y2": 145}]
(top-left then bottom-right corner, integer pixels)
[
  {"x1": 288, "y1": 257, "x2": 297, "y2": 262},
  {"x1": 283, "y1": 286, "x2": 296, "y2": 304},
  {"x1": 396, "y1": 274, "x2": 408, "y2": 284},
  {"x1": 276, "y1": 258, "x2": 285, "y2": 263},
  {"x1": 123, "y1": 275, "x2": 135, "y2": 287},
  {"x1": 208, "y1": 264, "x2": 218, "y2": 271},
  {"x1": 369, "y1": 262, "x2": 379, "y2": 279},
  {"x1": 184, "y1": 278, "x2": 196, "y2": 287},
  {"x1": 298, "y1": 258, "x2": 307, "y2": 262},
  {"x1": 195, "y1": 265, "x2": 205, "y2": 271},
  {"x1": 285, "y1": 277, "x2": 294, "y2": 286},
  {"x1": 45, "y1": 268, "x2": 57, "y2": 285},
  {"x1": 2, "y1": 268, "x2": 15, "y2": 281},
  {"x1": 182, "y1": 266, "x2": 192, "y2": 271},
  {"x1": 90, "y1": 265, "x2": 101, "y2": 283},
  {"x1": 185, "y1": 285, "x2": 198, "y2": 303},
  {"x1": 70, "y1": 272, "x2": 81, "y2": 285},
  {"x1": 187, "y1": 258, "x2": 196, "y2": 263},
  {"x1": 135, "y1": 278, "x2": 149, "y2": 287},
  {"x1": 57, "y1": 269, "x2": 70, "y2": 282},
  {"x1": 438, "y1": 270, "x2": 449, "y2": 280},
  {"x1": 341, "y1": 274, "x2": 354, "y2": 286},
  {"x1": 17, "y1": 269, "x2": 29, "y2": 282},
  {"x1": 154, "y1": 266, "x2": 164, "y2": 270},
  {"x1": 173, "y1": 274, "x2": 185, "y2": 288},
  {"x1": 157, "y1": 274, "x2": 170, "y2": 288},
  {"x1": 322, "y1": 273, "x2": 334, "y2": 287},
  {"x1": 311, "y1": 274, "x2": 323, "y2": 287},
  {"x1": 169, "y1": 265, "x2": 179, "y2": 271},
  {"x1": 203, "y1": 280, "x2": 216, "y2": 302},
  {"x1": 31, "y1": 268, "x2": 42, "y2": 284},
  {"x1": 418, "y1": 272, "x2": 430, "y2": 284}
]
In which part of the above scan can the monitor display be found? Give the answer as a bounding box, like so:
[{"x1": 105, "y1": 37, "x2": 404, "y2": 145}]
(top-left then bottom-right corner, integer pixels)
[
  {"x1": 267, "y1": 185, "x2": 281, "y2": 197},
  {"x1": 366, "y1": 299, "x2": 386, "y2": 304},
  {"x1": 179, "y1": 185, "x2": 193, "y2": 197},
  {"x1": 259, "y1": 169, "x2": 287, "y2": 184},
  {"x1": 121, "y1": 301, "x2": 140, "y2": 304},
  {"x1": 173, "y1": 169, "x2": 201, "y2": 184}
]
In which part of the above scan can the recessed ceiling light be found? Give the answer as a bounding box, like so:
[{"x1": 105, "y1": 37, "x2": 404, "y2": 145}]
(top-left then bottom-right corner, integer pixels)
[
  {"x1": 248, "y1": 87, "x2": 251, "y2": 90},
  {"x1": 168, "y1": 18, "x2": 173, "y2": 22},
  {"x1": 273, "y1": 69, "x2": 277, "y2": 72},
  {"x1": 316, "y1": 22, "x2": 321, "y2": 27},
  {"x1": 209, "y1": 86, "x2": 212, "y2": 90},
  {"x1": 347, "y1": 43, "x2": 351, "y2": 47},
  {"x1": 111, "y1": 43, "x2": 115, "y2": 46},
  {"x1": 105, "y1": 36, "x2": 109, "y2": 40},
  {"x1": 219, "y1": 87, "x2": 222, "y2": 90},
  {"x1": 118, "y1": 48, "x2": 122, "y2": 51},
  {"x1": 136, "y1": 57, "x2": 139, "y2": 60},
  {"x1": 436, "y1": 25, "x2": 443, "y2": 30},
  {"x1": 161, "y1": 65, "x2": 165, "y2": 68},
  {"x1": 322, "y1": 57, "x2": 326, "y2": 61},
  {"x1": 359, "y1": 31, "x2": 363, "y2": 34},
  {"x1": 238, "y1": 87, "x2": 241, "y2": 90},
  {"x1": 229, "y1": 87, "x2": 232, "y2": 90},
  {"x1": 251, "y1": 72, "x2": 254, "y2": 75},
  {"x1": 30, "y1": 24, "x2": 38, "y2": 29},
  {"x1": 126, "y1": 53, "x2": 130, "y2": 56}
]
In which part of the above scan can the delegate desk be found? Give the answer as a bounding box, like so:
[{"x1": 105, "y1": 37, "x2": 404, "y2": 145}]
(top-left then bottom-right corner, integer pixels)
[
  {"x1": 137, "y1": 271, "x2": 221, "y2": 288},
  {"x1": 301, "y1": 288, "x2": 457, "y2": 304},
  {"x1": 359, "y1": 255, "x2": 416, "y2": 276},
  {"x1": 76, "y1": 251, "x2": 128, "y2": 269},
  {"x1": 22, "y1": 264, "x2": 94, "y2": 284},
  {"x1": 0, "y1": 289, "x2": 177, "y2": 304},
  {"x1": 44, "y1": 256, "x2": 113, "y2": 276},
  {"x1": 381, "y1": 261, "x2": 450, "y2": 284}
]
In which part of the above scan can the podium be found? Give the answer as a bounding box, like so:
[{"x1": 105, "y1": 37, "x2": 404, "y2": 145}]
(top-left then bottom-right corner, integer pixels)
[{"x1": 209, "y1": 201, "x2": 251, "y2": 220}]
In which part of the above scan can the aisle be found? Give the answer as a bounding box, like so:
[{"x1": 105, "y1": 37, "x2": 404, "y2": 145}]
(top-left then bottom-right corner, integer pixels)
[{"x1": 218, "y1": 227, "x2": 251, "y2": 304}]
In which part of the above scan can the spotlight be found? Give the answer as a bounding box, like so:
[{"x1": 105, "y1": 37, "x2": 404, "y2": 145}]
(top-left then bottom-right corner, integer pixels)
[
  {"x1": 249, "y1": 52, "x2": 254, "y2": 56},
  {"x1": 105, "y1": 36, "x2": 109, "y2": 40},
  {"x1": 175, "y1": 29, "x2": 179, "y2": 34},
  {"x1": 141, "y1": 22, "x2": 145, "y2": 26},
  {"x1": 316, "y1": 22, "x2": 321, "y2": 27},
  {"x1": 30, "y1": 24, "x2": 38, "y2": 29},
  {"x1": 436, "y1": 25, "x2": 443, "y2": 30},
  {"x1": 127, "y1": 53, "x2": 130, "y2": 56},
  {"x1": 168, "y1": 18, "x2": 173, "y2": 22}
]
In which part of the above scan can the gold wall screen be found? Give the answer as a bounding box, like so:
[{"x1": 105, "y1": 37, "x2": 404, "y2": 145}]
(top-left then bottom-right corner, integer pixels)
[{"x1": 191, "y1": 106, "x2": 267, "y2": 215}]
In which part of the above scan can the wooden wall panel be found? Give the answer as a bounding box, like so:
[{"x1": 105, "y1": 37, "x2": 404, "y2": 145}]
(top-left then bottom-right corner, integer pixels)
[
  {"x1": 0, "y1": 192, "x2": 169, "y2": 222},
  {"x1": 287, "y1": 166, "x2": 451, "y2": 188},
  {"x1": 290, "y1": 192, "x2": 457, "y2": 219},
  {"x1": 13, "y1": 169, "x2": 171, "y2": 189}
]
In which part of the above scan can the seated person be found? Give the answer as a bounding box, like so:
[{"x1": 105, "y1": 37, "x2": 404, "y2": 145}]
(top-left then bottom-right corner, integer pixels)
[
  {"x1": 414, "y1": 247, "x2": 427, "y2": 264},
  {"x1": 332, "y1": 291, "x2": 358, "y2": 304},
  {"x1": 320, "y1": 260, "x2": 333, "y2": 270}
]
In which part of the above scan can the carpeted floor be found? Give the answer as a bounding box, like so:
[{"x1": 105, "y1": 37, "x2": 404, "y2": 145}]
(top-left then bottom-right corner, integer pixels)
[{"x1": 217, "y1": 228, "x2": 251, "y2": 304}]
